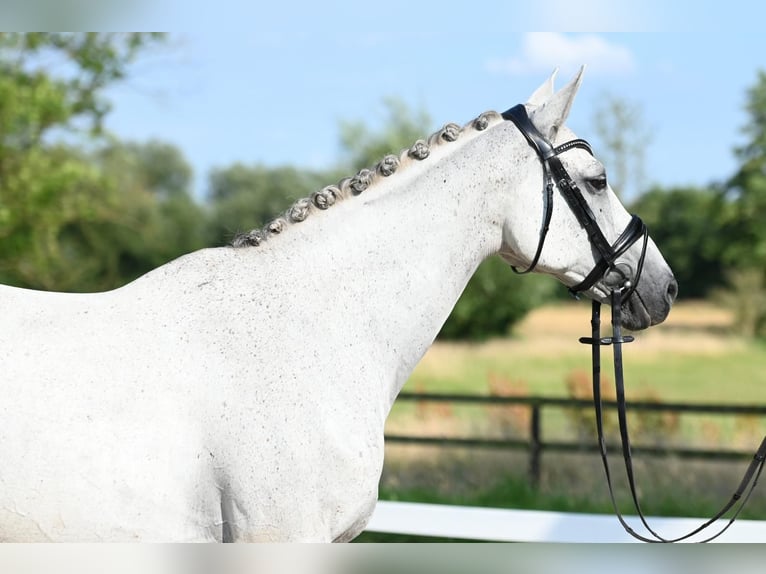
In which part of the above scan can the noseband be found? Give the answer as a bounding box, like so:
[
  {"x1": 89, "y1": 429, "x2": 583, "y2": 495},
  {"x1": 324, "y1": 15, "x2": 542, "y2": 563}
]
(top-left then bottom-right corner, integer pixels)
[{"x1": 503, "y1": 104, "x2": 766, "y2": 542}]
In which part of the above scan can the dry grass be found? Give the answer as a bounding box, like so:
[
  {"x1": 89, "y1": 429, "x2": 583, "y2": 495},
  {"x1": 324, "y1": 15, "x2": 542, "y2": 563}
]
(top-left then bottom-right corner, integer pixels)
[
  {"x1": 407, "y1": 300, "x2": 754, "y2": 399},
  {"x1": 418, "y1": 301, "x2": 733, "y2": 382},
  {"x1": 425, "y1": 300, "x2": 742, "y2": 361}
]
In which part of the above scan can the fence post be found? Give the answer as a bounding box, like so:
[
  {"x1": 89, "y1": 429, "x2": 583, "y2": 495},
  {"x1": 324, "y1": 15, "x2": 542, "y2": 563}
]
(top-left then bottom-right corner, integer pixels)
[{"x1": 529, "y1": 401, "x2": 541, "y2": 488}]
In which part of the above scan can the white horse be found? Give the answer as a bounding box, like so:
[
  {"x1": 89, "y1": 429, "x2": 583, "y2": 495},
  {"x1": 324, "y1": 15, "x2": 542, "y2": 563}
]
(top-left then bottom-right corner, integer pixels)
[{"x1": 0, "y1": 69, "x2": 676, "y2": 542}]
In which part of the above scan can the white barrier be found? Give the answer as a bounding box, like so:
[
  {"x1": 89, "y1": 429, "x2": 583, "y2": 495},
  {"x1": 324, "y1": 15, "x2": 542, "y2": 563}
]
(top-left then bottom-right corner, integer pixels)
[{"x1": 366, "y1": 501, "x2": 766, "y2": 542}]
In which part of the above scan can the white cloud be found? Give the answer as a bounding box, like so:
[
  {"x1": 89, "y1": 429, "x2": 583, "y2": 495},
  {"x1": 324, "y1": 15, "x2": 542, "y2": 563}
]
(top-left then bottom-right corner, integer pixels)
[
  {"x1": 487, "y1": 33, "x2": 635, "y2": 77},
  {"x1": 528, "y1": 0, "x2": 659, "y2": 31}
]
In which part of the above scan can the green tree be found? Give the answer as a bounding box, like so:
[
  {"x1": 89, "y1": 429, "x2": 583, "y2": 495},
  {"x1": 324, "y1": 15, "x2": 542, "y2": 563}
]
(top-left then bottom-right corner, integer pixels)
[
  {"x1": 712, "y1": 268, "x2": 766, "y2": 338},
  {"x1": 91, "y1": 139, "x2": 206, "y2": 286},
  {"x1": 339, "y1": 97, "x2": 433, "y2": 170},
  {"x1": 122, "y1": 140, "x2": 194, "y2": 200},
  {"x1": 206, "y1": 163, "x2": 336, "y2": 245},
  {"x1": 711, "y1": 69, "x2": 766, "y2": 336},
  {"x1": 0, "y1": 33, "x2": 164, "y2": 136},
  {"x1": 721, "y1": 69, "x2": 766, "y2": 269},
  {"x1": 0, "y1": 32, "x2": 176, "y2": 291},
  {"x1": 438, "y1": 260, "x2": 558, "y2": 340},
  {"x1": 592, "y1": 93, "x2": 651, "y2": 199},
  {"x1": 629, "y1": 186, "x2": 725, "y2": 299}
]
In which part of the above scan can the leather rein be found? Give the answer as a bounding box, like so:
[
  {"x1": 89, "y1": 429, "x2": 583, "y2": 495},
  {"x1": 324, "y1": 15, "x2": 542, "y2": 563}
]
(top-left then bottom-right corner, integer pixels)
[{"x1": 502, "y1": 104, "x2": 766, "y2": 542}]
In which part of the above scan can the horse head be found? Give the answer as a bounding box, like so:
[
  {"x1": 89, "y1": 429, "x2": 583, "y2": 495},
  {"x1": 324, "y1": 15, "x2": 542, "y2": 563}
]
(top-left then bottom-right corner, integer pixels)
[{"x1": 498, "y1": 68, "x2": 677, "y2": 330}]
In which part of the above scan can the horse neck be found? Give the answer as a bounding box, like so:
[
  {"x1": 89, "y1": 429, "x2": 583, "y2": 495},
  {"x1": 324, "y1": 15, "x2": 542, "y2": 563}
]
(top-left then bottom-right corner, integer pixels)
[{"x1": 292, "y1": 128, "x2": 513, "y2": 405}]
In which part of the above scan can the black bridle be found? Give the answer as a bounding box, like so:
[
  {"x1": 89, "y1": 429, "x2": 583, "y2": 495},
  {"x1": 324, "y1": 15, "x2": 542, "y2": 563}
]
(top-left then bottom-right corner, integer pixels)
[
  {"x1": 501, "y1": 104, "x2": 648, "y2": 295},
  {"x1": 503, "y1": 103, "x2": 766, "y2": 543}
]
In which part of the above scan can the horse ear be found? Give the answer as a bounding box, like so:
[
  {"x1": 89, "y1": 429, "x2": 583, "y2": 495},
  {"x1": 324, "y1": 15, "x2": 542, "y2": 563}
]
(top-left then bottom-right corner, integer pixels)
[
  {"x1": 526, "y1": 68, "x2": 558, "y2": 106},
  {"x1": 530, "y1": 66, "x2": 585, "y2": 141}
]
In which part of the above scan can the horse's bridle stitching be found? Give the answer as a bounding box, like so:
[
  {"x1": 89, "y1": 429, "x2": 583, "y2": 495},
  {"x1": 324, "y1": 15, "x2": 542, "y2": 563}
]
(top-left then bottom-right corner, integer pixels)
[{"x1": 502, "y1": 103, "x2": 765, "y2": 543}]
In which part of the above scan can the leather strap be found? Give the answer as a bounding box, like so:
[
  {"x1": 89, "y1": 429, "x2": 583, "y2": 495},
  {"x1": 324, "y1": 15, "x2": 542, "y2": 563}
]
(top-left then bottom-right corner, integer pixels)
[
  {"x1": 581, "y1": 296, "x2": 766, "y2": 542},
  {"x1": 501, "y1": 104, "x2": 646, "y2": 294},
  {"x1": 501, "y1": 105, "x2": 556, "y2": 275},
  {"x1": 503, "y1": 99, "x2": 765, "y2": 542},
  {"x1": 502, "y1": 104, "x2": 557, "y2": 160},
  {"x1": 568, "y1": 215, "x2": 647, "y2": 295}
]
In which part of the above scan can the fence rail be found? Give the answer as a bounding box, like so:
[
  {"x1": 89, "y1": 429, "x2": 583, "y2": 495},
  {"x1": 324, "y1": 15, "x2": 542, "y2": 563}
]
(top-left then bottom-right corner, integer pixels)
[
  {"x1": 387, "y1": 392, "x2": 766, "y2": 487},
  {"x1": 366, "y1": 500, "x2": 766, "y2": 542}
]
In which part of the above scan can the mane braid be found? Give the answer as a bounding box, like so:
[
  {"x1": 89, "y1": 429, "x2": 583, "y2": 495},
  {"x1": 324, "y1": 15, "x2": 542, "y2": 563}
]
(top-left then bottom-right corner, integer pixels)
[{"x1": 231, "y1": 110, "x2": 503, "y2": 248}]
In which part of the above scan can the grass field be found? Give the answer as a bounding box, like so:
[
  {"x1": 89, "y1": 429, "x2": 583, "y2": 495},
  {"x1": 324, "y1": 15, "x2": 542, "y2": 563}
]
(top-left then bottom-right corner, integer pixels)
[
  {"x1": 403, "y1": 299, "x2": 764, "y2": 401},
  {"x1": 388, "y1": 300, "x2": 766, "y2": 445},
  {"x1": 363, "y1": 300, "x2": 766, "y2": 540}
]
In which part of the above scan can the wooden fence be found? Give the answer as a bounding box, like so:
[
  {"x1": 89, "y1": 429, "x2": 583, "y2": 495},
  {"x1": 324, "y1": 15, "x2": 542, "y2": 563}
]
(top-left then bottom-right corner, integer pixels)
[{"x1": 387, "y1": 392, "x2": 766, "y2": 488}]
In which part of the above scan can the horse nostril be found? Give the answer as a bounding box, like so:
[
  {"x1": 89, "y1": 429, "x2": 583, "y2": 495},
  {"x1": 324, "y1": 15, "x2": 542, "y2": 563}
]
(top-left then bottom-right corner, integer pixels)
[{"x1": 666, "y1": 278, "x2": 679, "y2": 304}]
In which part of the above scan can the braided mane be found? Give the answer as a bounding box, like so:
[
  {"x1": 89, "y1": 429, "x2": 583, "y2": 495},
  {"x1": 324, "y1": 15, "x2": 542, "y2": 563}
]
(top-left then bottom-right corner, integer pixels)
[{"x1": 231, "y1": 110, "x2": 503, "y2": 248}]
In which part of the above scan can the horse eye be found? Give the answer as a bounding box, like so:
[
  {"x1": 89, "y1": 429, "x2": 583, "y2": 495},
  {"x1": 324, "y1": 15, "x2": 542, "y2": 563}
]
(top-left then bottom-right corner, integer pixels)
[{"x1": 587, "y1": 175, "x2": 608, "y2": 192}]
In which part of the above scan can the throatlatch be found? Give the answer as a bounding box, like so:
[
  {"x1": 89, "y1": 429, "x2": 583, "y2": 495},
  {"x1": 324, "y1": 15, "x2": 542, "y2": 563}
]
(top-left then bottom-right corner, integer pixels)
[{"x1": 503, "y1": 102, "x2": 766, "y2": 543}]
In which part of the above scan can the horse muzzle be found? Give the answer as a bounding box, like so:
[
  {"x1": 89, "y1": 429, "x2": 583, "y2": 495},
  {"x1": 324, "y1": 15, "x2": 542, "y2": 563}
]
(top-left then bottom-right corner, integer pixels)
[{"x1": 617, "y1": 271, "x2": 678, "y2": 331}]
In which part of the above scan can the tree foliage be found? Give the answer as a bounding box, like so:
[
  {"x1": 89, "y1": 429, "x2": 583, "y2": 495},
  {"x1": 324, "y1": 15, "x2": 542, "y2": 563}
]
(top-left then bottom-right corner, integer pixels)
[
  {"x1": 438, "y1": 260, "x2": 558, "y2": 340},
  {"x1": 592, "y1": 93, "x2": 651, "y2": 199},
  {"x1": 206, "y1": 164, "x2": 337, "y2": 246},
  {"x1": 628, "y1": 186, "x2": 725, "y2": 299},
  {"x1": 91, "y1": 139, "x2": 206, "y2": 285},
  {"x1": 0, "y1": 33, "x2": 164, "y2": 136},
  {"x1": 0, "y1": 32, "x2": 206, "y2": 291},
  {"x1": 339, "y1": 97, "x2": 433, "y2": 170},
  {"x1": 712, "y1": 268, "x2": 766, "y2": 338},
  {"x1": 720, "y1": 70, "x2": 766, "y2": 269},
  {"x1": 628, "y1": 70, "x2": 766, "y2": 331},
  {"x1": 708, "y1": 69, "x2": 766, "y2": 335}
]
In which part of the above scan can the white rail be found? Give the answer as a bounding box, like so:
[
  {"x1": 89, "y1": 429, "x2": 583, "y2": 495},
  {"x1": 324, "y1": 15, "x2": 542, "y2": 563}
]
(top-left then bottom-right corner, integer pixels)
[{"x1": 366, "y1": 501, "x2": 766, "y2": 542}]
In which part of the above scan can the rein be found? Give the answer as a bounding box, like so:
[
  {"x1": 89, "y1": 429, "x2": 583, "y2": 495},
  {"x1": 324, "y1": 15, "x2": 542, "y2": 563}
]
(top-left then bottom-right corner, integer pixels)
[
  {"x1": 502, "y1": 103, "x2": 766, "y2": 542},
  {"x1": 582, "y1": 294, "x2": 766, "y2": 542}
]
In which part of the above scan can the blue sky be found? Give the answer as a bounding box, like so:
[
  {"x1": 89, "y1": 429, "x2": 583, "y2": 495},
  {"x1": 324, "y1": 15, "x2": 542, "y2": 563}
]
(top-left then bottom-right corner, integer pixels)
[{"x1": 102, "y1": 2, "x2": 766, "y2": 200}]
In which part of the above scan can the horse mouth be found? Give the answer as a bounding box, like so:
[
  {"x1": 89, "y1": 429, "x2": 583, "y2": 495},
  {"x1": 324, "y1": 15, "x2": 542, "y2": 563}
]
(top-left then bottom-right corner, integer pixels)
[{"x1": 620, "y1": 292, "x2": 653, "y2": 331}]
